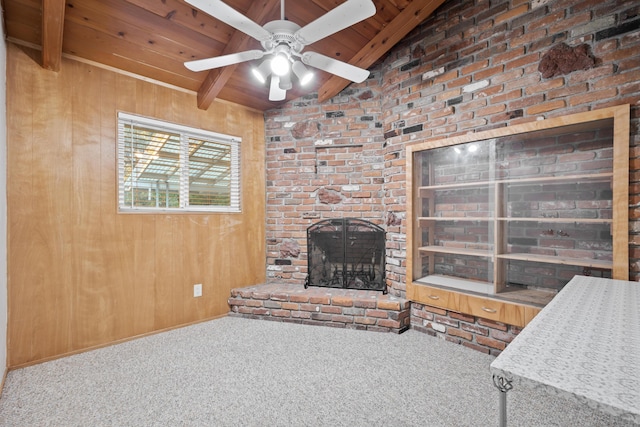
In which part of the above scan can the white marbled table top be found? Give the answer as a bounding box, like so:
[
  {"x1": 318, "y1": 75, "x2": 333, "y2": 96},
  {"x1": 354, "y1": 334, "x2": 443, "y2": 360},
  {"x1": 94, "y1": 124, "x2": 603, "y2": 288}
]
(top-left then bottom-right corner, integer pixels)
[{"x1": 490, "y1": 275, "x2": 640, "y2": 424}]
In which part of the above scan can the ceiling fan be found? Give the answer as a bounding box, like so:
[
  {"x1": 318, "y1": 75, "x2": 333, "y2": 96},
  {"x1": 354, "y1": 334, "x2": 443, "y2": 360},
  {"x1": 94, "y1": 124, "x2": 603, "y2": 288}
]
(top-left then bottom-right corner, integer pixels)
[{"x1": 184, "y1": 0, "x2": 376, "y2": 101}]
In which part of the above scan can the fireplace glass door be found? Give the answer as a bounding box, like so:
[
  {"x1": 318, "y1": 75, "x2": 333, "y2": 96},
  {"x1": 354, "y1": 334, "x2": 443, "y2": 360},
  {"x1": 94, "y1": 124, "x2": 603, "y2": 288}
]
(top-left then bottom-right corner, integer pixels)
[{"x1": 306, "y1": 218, "x2": 386, "y2": 293}]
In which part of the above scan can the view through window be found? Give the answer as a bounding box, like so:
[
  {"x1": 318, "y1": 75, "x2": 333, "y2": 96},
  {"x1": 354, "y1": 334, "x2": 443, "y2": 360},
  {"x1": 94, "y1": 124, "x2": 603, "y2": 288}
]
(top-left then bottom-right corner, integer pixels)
[{"x1": 117, "y1": 112, "x2": 241, "y2": 212}]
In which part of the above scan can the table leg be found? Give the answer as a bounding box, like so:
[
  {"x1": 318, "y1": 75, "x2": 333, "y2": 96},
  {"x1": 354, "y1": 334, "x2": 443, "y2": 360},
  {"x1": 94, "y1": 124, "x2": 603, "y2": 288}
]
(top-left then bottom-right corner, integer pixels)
[
  {"x1": 493, "y1": 375, "x2": 513, "y2": 427},
  {"x1": 499, "y1": 388, "x2": 507, "y2": 427}
]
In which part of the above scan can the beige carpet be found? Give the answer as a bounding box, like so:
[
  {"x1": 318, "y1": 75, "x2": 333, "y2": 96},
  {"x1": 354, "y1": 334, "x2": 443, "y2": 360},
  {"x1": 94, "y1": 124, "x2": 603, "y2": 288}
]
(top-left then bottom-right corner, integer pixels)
[{"x1": 0, "y1": 316, "x2": 636, "y2": 426}]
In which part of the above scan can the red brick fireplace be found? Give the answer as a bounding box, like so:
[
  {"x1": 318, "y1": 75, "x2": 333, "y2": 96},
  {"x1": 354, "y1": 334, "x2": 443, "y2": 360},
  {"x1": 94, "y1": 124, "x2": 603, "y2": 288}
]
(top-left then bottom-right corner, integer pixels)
[
  {"x1": 229, "y1": 283, "x2": 410, "y2": 333},
  {"x1": 248, "y1": 0, "x2": 640, "y2": 356}
]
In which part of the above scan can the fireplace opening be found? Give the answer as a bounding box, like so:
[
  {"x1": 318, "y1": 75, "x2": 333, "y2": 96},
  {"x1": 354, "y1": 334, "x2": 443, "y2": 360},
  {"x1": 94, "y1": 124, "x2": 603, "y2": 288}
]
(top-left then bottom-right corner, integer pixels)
[{"x1": 305, "y1": 218, "x2": 386, "y2": 293}]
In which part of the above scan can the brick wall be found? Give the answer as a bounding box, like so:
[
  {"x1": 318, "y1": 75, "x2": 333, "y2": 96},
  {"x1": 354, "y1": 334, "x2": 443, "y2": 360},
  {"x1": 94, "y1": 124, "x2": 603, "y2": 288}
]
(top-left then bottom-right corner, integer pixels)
[
  {"x1": 411, "y1": 303, "x2": 522, "y2": 356},
  {"x1": 265, "y1": 72, "x2": 387, "y2": 288},
  {"x1": 264, "y1": 0, "x2": 640, "y2": 349}
]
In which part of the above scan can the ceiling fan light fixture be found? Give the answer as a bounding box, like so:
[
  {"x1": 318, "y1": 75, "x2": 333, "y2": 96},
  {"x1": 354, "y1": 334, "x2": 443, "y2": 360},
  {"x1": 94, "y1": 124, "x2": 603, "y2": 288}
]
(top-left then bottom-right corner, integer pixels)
[
  {"x1": 270, "y1": 53, "x2": 290, "y2": 76},
  {"x1": 251, "y1": 60, "x2": 271, "y2": 84},
  {"x1": 278, "y1": 72, "x2": 292, "y2": 90},
  {"x1": 292, "y1": 61, "x2": 313, "y2": 86},
  {"x1": 269, "y1": 76, "x2": 286, "y2": 101}
]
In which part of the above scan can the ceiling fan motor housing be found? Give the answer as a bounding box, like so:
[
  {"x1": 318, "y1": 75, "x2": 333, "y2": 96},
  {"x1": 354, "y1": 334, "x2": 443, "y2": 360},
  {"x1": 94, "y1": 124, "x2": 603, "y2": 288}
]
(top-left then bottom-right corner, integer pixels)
[{"x1": 262, "y1": 20, "x2": 303, "y2": 54}]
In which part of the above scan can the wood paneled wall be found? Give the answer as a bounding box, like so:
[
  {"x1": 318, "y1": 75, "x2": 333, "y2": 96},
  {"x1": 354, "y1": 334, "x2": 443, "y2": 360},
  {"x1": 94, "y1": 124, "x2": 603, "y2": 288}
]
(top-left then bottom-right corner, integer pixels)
[{"x1": 6, "y1": 43, "x2": 266, "y2": 367}]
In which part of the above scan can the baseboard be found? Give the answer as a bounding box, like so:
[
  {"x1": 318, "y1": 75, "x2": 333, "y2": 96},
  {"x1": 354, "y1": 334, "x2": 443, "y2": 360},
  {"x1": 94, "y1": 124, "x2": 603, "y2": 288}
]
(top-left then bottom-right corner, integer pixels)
[{"x1": 0, "y1": 366, "x2": 7, "y2": 398}]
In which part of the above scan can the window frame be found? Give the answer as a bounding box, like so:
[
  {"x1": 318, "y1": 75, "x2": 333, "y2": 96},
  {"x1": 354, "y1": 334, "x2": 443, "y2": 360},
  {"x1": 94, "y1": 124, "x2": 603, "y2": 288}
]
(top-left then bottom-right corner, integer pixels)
[{"x1": 117, "y1": 112, "x2": 241, "y2": 213}]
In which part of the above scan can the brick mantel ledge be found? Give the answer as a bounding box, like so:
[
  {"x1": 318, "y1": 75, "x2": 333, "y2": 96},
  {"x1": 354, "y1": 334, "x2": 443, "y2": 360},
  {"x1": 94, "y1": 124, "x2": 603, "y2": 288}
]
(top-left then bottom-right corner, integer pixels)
[{"x1": 228, "y1": 283, "x2": 410, "y2": 333}]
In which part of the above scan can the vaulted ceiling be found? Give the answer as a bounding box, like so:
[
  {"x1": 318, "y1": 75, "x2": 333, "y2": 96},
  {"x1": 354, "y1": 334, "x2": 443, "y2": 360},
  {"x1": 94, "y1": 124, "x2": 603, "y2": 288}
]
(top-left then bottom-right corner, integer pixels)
[{"x1": 2, "y1": 0, "x2": 445, "y2": 111}]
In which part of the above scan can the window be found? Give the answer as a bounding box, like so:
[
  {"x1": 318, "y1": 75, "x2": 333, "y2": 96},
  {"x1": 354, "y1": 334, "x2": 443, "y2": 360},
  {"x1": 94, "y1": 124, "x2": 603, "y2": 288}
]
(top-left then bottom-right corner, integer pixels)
[{"x1": 117, "y1": 112, "x2": 241, "y2": 213}]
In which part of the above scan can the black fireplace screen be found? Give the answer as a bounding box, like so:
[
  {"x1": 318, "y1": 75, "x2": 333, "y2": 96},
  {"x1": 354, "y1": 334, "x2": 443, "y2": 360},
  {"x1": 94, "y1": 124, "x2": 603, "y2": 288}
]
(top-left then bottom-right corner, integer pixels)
[{"x1": 305, "y1": 218, "x2": 386, "y2": 293}]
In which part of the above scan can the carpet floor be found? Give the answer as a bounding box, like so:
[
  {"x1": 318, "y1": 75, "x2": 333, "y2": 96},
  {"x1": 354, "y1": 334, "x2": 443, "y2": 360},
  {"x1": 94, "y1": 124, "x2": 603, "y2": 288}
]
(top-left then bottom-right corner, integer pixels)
[{"x1": 0, "y1": 316, "x2": 636, "y2": 426}]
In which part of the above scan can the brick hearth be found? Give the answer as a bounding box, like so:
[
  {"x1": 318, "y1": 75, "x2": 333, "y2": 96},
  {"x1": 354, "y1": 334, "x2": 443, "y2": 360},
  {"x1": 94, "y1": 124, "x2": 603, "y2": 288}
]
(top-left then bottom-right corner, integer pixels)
[{"x1": 228, "y1": 283, "x2": 410, "y2": 333}]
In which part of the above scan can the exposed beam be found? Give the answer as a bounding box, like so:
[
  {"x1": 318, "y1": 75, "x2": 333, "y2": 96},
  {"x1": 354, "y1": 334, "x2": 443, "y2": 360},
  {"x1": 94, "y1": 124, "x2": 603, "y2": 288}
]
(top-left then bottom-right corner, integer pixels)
[
  {"x1": 316, "y1": 0, "x2": 446, "y2": 102},
  {"x1": 195, "y1": 0, "x2": 281, "y2": 110},
  {"x1": 42, "y1": 0, "x2": 66, "y2": 71}
]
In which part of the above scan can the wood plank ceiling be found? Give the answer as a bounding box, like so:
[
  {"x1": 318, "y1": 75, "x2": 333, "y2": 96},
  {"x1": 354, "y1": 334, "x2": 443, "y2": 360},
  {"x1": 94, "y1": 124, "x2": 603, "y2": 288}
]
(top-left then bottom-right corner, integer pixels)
[{"x1": 2, "y1": 0, "x2": 445, "y2": 111}]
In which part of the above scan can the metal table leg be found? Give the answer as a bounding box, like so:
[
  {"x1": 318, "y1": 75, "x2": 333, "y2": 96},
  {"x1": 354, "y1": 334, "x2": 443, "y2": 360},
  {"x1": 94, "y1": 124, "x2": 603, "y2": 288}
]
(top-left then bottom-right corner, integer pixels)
[
  {"x1": 499, "y1": 388, "x2": 507, "y2": 427},
  {"x1": 493, "y1": 375, "x2": 513, "y2": 427}
]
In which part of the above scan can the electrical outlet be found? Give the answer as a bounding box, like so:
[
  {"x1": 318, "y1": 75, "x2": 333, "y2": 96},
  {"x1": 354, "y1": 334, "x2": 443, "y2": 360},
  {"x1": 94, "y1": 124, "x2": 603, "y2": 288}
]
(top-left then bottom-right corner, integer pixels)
[{"x1": 193, "y1": 284, "x2": 202, "y2": 297}]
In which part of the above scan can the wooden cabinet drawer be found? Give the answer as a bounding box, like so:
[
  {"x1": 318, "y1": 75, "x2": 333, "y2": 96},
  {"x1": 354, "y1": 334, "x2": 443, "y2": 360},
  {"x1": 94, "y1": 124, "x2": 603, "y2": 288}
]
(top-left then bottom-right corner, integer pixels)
[
  {"x1": 410, "y1": 282, "x2": 541, "y2": 328},
  {"x1": 458, "y1": 294, "x2": 527, "y2": 327},
  {"x1": 524, "y1": 305, "x2": 541, "y2": 325},
  {"x1": 410, "y1": 282, "x2": 458, "y2": 312}
]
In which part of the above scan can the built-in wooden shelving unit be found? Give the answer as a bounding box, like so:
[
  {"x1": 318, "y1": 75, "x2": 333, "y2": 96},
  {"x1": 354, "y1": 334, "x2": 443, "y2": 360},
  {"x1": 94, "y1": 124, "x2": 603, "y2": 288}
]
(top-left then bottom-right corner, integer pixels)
[{"x1": 406, "y1": 105, "x2": 630, "y2": 327}]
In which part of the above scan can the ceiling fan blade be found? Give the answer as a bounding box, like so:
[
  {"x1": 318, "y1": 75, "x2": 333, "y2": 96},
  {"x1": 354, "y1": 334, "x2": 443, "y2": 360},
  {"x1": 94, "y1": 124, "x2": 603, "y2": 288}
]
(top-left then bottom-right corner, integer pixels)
[
  {"x1": 185, "y1": 0, "x2": 272, "y2": 42},
  {"x1": 185, "y1": 50, "x2": 265, "y2": 72},
  {"x1": 294, "y1": 0, "x2": 376, "y2": 45},
  {"x1": 269, "y1": 76, "x2": 286, "y2": 101},
  {"x1": 301, "y1": 52, "x2": 369, "y2": 83}
]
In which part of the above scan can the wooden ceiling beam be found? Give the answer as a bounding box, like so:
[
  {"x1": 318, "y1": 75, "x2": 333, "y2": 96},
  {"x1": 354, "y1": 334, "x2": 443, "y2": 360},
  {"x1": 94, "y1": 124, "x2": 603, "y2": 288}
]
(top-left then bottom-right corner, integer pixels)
[
  {"x1": 316, "y1": 0, "x2": 446, "y2": 103},
  {"x1": 196, "y1": 0, "x2": 281, "y2": 110},
  {"x1": 42, "y1": 0, "x2": 66, "y2": 71}
]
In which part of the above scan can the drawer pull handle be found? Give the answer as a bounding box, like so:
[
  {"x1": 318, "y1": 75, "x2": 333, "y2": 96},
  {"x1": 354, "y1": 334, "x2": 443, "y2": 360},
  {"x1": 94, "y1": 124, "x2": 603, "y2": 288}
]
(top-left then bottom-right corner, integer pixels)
[
  {"x1": 428, "y1": 295, "x2": 440, "y2": 300},
  {"x1": 481, "y1": 306, "x2": 497, "y2": 313}
]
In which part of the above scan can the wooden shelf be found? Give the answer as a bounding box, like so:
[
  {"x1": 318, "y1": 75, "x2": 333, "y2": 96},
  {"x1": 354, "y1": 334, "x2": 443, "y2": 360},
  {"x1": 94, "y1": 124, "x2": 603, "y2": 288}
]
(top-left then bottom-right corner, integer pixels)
[
  {"x1": 415, "y1": 274, "x2": 494, "y2": 294},
  {"x1": 499, "y1": 172, "x2": 612, "y2": 186},
  {"x1": 420, "y1": 181, "x2": 494, "y2": 192},
  {"x1": 418, "y1": 246, "x2": 493, "y2": 258},
  {"x1": 419, "y1": 172, "x2": 612, "y2": 192},
  {"x1": 496, "y1": 217, "x2": 612, "y2": 224},
  {"x1": 496, "y1": 253, "x2": 612, "y2": 269},
  {"x1": 492, "y1": 287, "x2": 557, "y2": 307},
  {"x1": 419, "y1": 216, "x2": 493, "y2": 222},
  {"x1": 421, "y1": 217, "x2": 612, "y2": 224}
]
